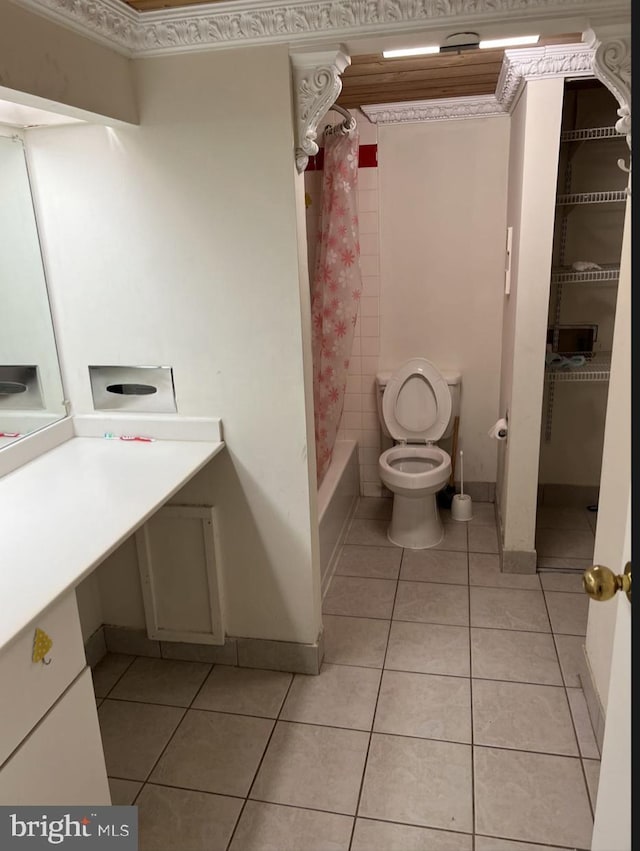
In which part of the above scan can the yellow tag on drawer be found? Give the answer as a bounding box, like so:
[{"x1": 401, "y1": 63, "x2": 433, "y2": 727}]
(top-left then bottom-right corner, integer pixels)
[{"x1": 32, "y1": 628, "x2": 53, "y2": 663}]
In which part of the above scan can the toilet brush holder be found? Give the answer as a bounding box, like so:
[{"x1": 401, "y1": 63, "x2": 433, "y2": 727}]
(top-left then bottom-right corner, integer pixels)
[
  {"x1": 451, "y1": 493, "x2": 473, "y2": 521},
  {"x1": 451, "y1": 448, "x2": 473, "y2": 521}
]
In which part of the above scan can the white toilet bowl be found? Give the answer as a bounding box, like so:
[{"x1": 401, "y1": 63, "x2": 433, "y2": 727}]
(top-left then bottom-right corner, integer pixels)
[
  {"x1": 376, "y1": 358, "x2": 461, "y2": 549},
  {"x1": 379, "y1": 445, "x2": 451, "y2": 548}
]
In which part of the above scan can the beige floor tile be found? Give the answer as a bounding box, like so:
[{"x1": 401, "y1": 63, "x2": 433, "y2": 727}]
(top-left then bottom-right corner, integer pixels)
[
  {"x1": 354, "y1": 498, "x2": 393, "y2": 520},
  {"x1": 469, "y1": 553, "x2": 540, "y2": 590},
  {"x1": 386, "y1": 621, "x2": 470, "y2": 676},
  {"x1": 98, "y1": 699, "x2": 185, "y2": 781},
  {"x1": 374, "y1": 670, "x2": 471, "y2": 743},
  {"x1": 335, "y1": 545, "x2": 401, "y2": 580},
  {"x1": 108, "y1": 777, "x2": 142, "y2": 805},
  {"x1": 108, "y1": 657, "x2": 211, "y2": 707},
  {"x1": 229, "y1": 801, "x2": 352, "y2": 851},
  {"x1": 468, "y1": 503, "x2": 497, "y2": 527},
  {"x1": 535, "y1": 528, "x2": 595, "y2": 560},
  {"x1": 554, "y1": 634, "x2": 588, "y2": 688},
  {"x1": 545, "y1": 592, "x2": 589, "y2": 636},
  {"x1": 583, "y1": 759, "x2": 601, "y2": 810},
  {"x1": 346, "y1": 518, "x2": 395, "y2": 547},
  {"x1": 470, "y1": 588, "x2": 550, "y2": 632},
  {"x1": 472, "y1": 680, "x2": 578, "y2": 755},
  {"x1": 540, "y1": 572, "x2": 585, "y2": 593},
  {"x1": 352, "y1": 818, "x2": 472, "y2": 850},
  {"x1": 92, "y1": 653, "x2": 136, "y2": 699},
  {"x1": 536, "y1": 507, "x2": 592, "y2": 530},
  {"x1": 150, "y1": 709, "x2": 273, "y2": 796},
  {"x1": 475, "y1": 838, "x2": 575, "y2": 851},
  {"x1": 359, "y1": 734, "x2": 473, "y2": 832},
  {"x1": 468, "y1": 526, "x2": 499, "y2": 554},
  {"x1": 471, "y1": 628, "x2": 562, "y2": 686},
  {"x1": 322, "y1": 615, "x2": 390, "y2": 668},
  {"x1": 323, "y1": 576, "x2": 396, "y2": 619},
  {"x1": 567, "y1": 688, "x2": 600, "y2": 759},
  {"x1": 432, "y1": 522, "x2": 468, "y2": 552},
  {"x1": 393, "y1": 581, "x2": 469, "y2": 626},
  {"x1": 474, "y1": 747, "x2": 592, "y2": 848},
  {"x1": 280, "y1": 663, "x2": 381, "y2": 730},
  {"x1": 137, "y1": 784, "x2": 242, "y2": 851},
  {"x1": 400, "y1": 549, "x2": 468, "y2": 585},
  {"x1": 192, "y1": 666, "x2": 292, "y2": 718},
  {"x1": 250, "y1": 721, "x2": 369, "y2": 815}
]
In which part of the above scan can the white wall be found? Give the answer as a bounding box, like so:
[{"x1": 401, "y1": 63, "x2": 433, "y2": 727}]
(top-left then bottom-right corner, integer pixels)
[
  {"x1": 377, "y1": 116, "x2": 510, "y2": 485},
  {"x1": 0, "y1": 0, "x2": 136, "y2": 124},
  {"x1": 26, "y1": 45, "x2": 321, "y2": 646},
  {"x1": 497, "y1": 78, "x2": 564, "y2": 556}
]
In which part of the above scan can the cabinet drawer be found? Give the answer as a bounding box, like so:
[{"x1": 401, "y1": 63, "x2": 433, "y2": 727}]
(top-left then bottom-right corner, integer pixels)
[
  {"x1": 0, "y1": 592, "x2": 86, "y2": 766},
  {"x1": 0, "y1": 667, "x2": 110, "y2": 805}
]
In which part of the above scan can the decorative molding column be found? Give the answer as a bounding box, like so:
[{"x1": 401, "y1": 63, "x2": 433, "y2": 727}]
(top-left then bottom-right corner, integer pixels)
[
  {"x1": 592, "y1": 33, "x2": 631, "y2": 149},
  {"x1": 290, "y1": 48, "x2": 350, "y2": 174}
]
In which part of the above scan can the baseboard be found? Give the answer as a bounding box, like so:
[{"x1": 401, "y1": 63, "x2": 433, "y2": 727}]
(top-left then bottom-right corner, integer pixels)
[
  {"x1": 84, "y1": 625, "x2": 107, "y2": 668},
  {"x1": 538, "y1": 483, "x2": 600, "y2": 508},
  {"x1": 580, "y1": 644, "x2": 606, "y2": 754},
  {"x1": 96, "y1": 624, "x2": 324, "y2": 675}
]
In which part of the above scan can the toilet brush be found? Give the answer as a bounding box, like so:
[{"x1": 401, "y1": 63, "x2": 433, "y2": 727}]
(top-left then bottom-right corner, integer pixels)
[{"x1": 451, "y1": 450, "x2": 473, "y2": 521}]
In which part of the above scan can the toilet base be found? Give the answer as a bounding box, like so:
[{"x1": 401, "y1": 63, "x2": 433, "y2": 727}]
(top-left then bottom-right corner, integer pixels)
[{"x1": 387, "y1": 493, "x2": 444, "y2": 549}]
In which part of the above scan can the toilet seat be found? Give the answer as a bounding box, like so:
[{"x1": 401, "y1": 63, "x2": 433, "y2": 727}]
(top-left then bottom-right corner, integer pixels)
[
  {"x1": 379, "y1": 445, "x2": 451, "y2": 492},
  {"x1": 382, "y1": 358, "x2": 452, "y2": 444}
]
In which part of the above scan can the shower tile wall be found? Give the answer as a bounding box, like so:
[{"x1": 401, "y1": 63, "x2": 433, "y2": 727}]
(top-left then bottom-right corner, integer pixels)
[{"x1": 305, "y1": 111, "x2": 382, "y2": 496}]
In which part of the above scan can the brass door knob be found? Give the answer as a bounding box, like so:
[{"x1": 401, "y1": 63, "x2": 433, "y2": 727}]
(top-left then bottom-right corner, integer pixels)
[{"x1": 582, "y1": 562, "x2": 632, "y2": 603}]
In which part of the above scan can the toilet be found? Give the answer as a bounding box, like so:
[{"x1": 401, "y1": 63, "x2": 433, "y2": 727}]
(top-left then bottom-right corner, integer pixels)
[{"x1": 376, "y1": 359, "x2": 462, "y2": 549}]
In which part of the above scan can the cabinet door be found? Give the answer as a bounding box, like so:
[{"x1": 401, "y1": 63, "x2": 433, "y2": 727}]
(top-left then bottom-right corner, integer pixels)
[
  {"x1": 0, "y1": 668, "x2": 110, "y2": 805},
  {"x1": 136, "y1": 505, "x2": 224, "y2": 644}
]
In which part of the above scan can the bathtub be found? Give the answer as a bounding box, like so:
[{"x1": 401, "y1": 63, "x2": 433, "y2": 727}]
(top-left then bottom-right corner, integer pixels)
[{"x1": 318, "y1": 440, "x2": 359, "y2": 596}]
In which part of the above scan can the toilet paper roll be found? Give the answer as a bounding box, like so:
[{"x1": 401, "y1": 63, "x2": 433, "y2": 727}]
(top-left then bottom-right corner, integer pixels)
[{"x1": 488, "y1": 418, "x2": 508, "y2": 440}]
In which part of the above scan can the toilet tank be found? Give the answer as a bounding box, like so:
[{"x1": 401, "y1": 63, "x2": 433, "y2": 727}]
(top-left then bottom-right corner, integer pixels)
[{"x1": 376, "y1": 367, "x2": 461, "y2": 440}]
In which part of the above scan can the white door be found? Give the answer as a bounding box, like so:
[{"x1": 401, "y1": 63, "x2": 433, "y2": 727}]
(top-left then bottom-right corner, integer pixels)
[{"x1": 587, "y1": 188, "x2": 631, "y2": 850}]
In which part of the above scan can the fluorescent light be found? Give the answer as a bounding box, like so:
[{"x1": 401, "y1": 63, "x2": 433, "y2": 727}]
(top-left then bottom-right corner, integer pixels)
[
  {"x1": 382, "y1": 45, "x2": 440, "y2": 58},
  {"x1": 479, "y1": 35, "x2": 539, "y2": 49}
]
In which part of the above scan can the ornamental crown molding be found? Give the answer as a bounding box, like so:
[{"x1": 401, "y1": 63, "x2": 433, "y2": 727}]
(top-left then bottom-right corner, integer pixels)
[
  {"x1": 12, "y1": 0, "x2": 631, "y2": 58},
  {"x1": 362, "y1": 41, "x2": 596, "y2": 125}
]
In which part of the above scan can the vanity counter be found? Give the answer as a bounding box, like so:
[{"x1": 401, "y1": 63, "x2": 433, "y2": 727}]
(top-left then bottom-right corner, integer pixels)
[{"x1": 0, "y1": 435, "x2": 224, "y2": 653}]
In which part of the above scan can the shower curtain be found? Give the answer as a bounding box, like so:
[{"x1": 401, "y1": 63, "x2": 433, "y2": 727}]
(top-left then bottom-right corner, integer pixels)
[{"x1": 311, "y1": 125, "x2": 362, "y2": 486}]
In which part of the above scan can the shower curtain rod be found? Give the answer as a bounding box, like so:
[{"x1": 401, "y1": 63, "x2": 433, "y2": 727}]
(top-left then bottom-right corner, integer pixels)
[{"x1": 324, "y1": 104, "x2": 357, "y2": 136}]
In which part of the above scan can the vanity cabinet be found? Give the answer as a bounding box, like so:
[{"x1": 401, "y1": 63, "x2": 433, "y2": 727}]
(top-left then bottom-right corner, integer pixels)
[
  {"x1": 0, "y1": 668, "x2": 110, "y2": 805},
  {"x1": 0, "y1": 593, "x2": 109, "y2": 805}
]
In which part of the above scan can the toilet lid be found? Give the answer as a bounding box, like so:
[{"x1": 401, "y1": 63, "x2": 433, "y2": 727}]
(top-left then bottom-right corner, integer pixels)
[{"x1": 382, "y1": 358, "x2": 452, "y2": 443}]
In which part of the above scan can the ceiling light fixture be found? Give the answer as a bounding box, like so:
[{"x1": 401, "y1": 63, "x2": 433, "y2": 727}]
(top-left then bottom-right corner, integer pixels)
[
  {"x1": 382, "y1": 45, "x2": 440, "y2": 58},
  {"x1": 479, "y1": 35, "x2": 540, "y2": 49}
]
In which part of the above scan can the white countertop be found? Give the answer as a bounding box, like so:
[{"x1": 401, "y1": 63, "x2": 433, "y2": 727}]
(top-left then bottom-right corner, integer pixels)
[{"x1": 0, "y1": 435, "x2": 224, "y2": 653}]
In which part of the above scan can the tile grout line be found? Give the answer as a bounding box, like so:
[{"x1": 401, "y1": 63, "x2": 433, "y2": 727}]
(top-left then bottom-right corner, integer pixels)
[
  {"x1": 540, "y1": 587, "x2": 596, "y2": 825},
  {"x1": 126, "y1": 658, "x2": 217, "y2": 808},
  {"x1": 223, "y1": 670, "x2": 298, "y2": 850},
  {"x1": 94, "y1": 652, "x2": 138, "y2": 702},
  {"x1": 347, "y1": 538, "x2": 403, "y2": 851},
  {"x1": 466, "y1": 540, "x2": 476, "y2": 851}
]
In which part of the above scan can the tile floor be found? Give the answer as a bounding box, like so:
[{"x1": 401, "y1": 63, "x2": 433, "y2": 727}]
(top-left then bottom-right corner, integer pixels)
[
  {"x1": 93, "y1": 498, "x2": 599, "y2": 851},
  {"x1": 535, "y1": 505, "x2": 597, "y2": 571}
]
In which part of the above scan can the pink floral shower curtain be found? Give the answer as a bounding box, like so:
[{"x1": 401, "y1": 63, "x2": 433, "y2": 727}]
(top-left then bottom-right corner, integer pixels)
[{"x1": 311, "y1": 126, "x2": 362, "y2": 486}]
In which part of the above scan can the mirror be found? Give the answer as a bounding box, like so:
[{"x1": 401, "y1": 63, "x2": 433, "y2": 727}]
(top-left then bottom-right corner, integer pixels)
[{"x1": 0, "y1": 133, "x2": 66, "y2": 447}]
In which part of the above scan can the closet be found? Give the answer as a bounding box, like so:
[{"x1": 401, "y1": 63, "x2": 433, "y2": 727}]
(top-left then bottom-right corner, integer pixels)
[{"x1": 537, "y1": 80, "x2": 627, "y2": 522}]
